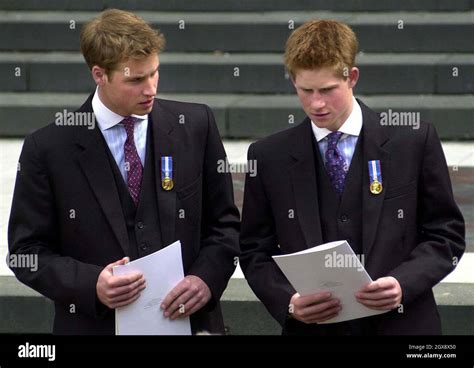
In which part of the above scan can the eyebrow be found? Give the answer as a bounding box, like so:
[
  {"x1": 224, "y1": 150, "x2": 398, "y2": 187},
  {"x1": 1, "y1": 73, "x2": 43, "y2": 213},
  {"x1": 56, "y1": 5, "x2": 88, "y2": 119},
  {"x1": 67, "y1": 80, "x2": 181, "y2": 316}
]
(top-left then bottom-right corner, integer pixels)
[
  {"x1": 298, "y1": 83, "x2": 338, "y2": 91},
  {"x1": 125, "y1": 66, "x2": 159, "y2": 80},
  {"x1": 319, "y1": 84, "x2": 338, "y2": 90}
]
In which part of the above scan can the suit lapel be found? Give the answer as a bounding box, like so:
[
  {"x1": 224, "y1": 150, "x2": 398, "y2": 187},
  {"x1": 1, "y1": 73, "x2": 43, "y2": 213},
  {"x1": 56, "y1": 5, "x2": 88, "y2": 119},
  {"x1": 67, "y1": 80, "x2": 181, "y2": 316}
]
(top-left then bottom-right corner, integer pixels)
[
  {"x1": 74, "y1": 95, "x2": 130, "y2": 256},
  {"x1": 289, "y1": 119, "x2": 323, "y2": 249},
  {"x1": 359, "y1": 100, "x2": 391, "y2": 260},
  {"x1": 151, "y1": 100, "x2": 179, "y2": 247}
]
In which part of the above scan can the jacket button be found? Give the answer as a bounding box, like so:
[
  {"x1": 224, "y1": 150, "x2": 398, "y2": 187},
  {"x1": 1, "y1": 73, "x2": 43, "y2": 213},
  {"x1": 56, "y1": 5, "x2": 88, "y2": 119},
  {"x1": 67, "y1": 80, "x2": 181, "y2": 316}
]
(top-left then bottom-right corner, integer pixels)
[
  {"x1": 340, "y1": 214, "x2": 349, "y2": 222},
  {"x1": 137, "y1": 222, "x2": 145, "y2": 230},
  {"x1": 140, "y1": 243, "x2": 148, "y2": 251}
]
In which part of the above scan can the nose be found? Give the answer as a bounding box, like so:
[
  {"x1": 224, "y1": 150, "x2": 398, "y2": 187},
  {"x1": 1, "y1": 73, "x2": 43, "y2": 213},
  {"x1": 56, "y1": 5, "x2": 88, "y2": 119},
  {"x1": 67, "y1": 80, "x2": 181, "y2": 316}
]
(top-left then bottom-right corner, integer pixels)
[
  {"x1": 143, "y1": 75, "x2": 157, "y2": 97},
  {"x1": 310, "y1": 93, "x2": 325, "y2": 110}
]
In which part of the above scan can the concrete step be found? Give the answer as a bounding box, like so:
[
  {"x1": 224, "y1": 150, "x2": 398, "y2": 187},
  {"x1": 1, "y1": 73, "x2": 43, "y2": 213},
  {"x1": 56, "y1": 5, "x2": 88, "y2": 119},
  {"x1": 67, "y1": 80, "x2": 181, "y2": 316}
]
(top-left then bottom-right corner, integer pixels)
[
  {"x1": 2, "y1": 52, "x2": 473, "y2": 95},
  {"x1": 0, "y1": 93, "x2": 473, "y2": 140},
  {"x1": 0, "y1": 276, "x2": 472, "y2": 334},
  {"x1": 1, "y1": 11, "x2": 473, "y2": 53},
  {"x1": 0, "y1": 0, "x2": 471, "y2": 12}
]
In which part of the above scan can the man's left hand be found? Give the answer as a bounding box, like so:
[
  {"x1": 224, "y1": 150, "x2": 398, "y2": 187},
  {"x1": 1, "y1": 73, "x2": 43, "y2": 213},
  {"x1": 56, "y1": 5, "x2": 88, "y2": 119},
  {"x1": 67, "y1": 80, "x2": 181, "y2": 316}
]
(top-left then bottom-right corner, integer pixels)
[
  {"x1": 161, "y1": 275, "x2": 212, "y2": 319},
  {"x1": 355, "y1": 276, "x2": 402, "y2": 311}
]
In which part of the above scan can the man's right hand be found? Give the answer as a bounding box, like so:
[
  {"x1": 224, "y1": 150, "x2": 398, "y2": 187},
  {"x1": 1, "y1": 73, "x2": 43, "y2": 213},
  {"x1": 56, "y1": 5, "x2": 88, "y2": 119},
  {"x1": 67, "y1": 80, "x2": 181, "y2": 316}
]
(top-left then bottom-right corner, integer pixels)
[
  {"x1": 96, "y1": 257, "x2": 146, "y2": 309},
  {"x1": 289, "y1": 292, "x2": 341, "y2": 324}
]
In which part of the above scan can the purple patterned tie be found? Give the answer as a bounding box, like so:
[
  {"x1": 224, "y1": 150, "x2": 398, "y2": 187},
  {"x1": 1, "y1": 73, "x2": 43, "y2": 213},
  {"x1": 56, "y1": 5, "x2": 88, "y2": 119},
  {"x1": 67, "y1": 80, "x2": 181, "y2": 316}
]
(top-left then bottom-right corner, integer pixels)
[
  {"x1": 325, "y1": 131, "x2": 346, "y2": 195},
  {"x1": 122, "y1": 117, "x2": 143, "y2": 205}
]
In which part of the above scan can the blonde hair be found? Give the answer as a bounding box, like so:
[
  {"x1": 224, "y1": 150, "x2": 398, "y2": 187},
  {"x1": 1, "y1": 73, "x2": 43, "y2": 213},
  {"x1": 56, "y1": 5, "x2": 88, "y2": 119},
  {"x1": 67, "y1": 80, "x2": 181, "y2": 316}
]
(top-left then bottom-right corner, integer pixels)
[
  {"x1": 80, "y1": 9, "x2": 165, "y2": 76},
  {"x1": 284, "y1": 19, "x2": 358, "y2": 79}
]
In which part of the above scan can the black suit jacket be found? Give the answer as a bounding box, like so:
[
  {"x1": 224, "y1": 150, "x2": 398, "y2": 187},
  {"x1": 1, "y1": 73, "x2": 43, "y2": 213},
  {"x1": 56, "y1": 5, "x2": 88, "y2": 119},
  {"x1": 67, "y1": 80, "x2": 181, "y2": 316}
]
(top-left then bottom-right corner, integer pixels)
[
  {"x1": 239, "y1": 100, "x2": 465, "y2": 335},
  {"x1": 8, "y1": 94, "x2": 240, "y2": 334}
]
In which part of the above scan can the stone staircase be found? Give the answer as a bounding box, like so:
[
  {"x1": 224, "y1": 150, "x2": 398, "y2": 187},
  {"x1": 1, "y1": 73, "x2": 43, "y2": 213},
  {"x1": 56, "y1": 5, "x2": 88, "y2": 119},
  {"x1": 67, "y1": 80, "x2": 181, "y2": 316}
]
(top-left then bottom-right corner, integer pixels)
[{"x1": 0, "y1": 1, "x2": 473, "y2": 139}]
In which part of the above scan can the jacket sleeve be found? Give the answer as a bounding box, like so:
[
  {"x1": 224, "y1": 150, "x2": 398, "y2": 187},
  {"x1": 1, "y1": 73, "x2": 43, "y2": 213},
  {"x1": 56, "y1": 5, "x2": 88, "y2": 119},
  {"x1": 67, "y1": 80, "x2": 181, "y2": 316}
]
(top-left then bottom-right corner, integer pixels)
[
  {"x1": 8, "y1": 133, "x2": 105, "y2": 319},
  {"x1": 239, "y1": 143, "x2": 296, "y2": 327},
  {"x1": 388, "y1": 123, "x2": 465, "y2": 305},
  {"x1": 187, "y1": 105, "x2": 240, "y2": 305}
]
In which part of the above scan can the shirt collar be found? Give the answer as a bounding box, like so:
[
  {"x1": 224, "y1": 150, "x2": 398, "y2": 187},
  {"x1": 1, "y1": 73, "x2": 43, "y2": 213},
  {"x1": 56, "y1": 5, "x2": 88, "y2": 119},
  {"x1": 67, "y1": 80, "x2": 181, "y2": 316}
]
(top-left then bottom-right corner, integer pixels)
[
  {"x1": 92, "y1": 87, "x2": 147, "y2": 131},
  {"x1": 311, "y1": 97, "x2": 362, "y2": 142}
]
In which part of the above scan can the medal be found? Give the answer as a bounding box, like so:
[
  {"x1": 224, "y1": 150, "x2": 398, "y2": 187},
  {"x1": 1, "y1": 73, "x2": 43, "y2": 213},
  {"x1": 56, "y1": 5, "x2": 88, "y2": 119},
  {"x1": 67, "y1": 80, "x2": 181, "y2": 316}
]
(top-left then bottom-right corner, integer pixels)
[
  {"x1": 368, "y1": 160, "x2": 383, "y2": 195},
  {"x1": 370, "y1": 180, "x2": 383, "y2": 194},
  {"x1": 161, "y1": 156, "x2": 174, "y2": 191},
  {"x1": 162, "y1": 177, "x2": 174, "y2": 191}
]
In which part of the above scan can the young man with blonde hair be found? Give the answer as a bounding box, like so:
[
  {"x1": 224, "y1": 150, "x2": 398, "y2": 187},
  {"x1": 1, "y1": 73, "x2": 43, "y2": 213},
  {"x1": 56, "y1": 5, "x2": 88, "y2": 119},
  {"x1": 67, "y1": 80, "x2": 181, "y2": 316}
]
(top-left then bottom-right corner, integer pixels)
[
  {"x1": 240, "y1": 20, "x2": 465, "y2": 335},
  {"x1": 9, "y1": 9, "x2": 240, "y2": 335}
]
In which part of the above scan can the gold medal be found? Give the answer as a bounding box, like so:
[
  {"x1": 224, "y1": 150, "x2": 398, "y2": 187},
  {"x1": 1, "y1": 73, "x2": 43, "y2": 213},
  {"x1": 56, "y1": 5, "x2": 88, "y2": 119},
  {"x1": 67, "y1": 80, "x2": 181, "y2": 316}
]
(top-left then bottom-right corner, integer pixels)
[
  {"x1": 370, "y1": 180, "x2": 383, "y2": 195},
  {"x1": 162, "y1": 177, "x2": 174, "y2": 191}
]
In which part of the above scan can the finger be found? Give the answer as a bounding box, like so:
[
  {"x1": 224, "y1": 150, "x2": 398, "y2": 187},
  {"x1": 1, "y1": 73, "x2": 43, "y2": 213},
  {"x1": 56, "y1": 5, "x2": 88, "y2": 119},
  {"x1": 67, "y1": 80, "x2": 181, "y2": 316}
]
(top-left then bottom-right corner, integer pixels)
[
  {"x1": 161, "y1": 280, "x2": 188, "y2": 310},
  {"x1": 110, "y1": 275, "x2": 145, "y2": 296},
  {"x1": 109, "y1": 277, "x2": 146, "y2": 301},
  {"x1": 165, "y1": 289, "x2": 194, "y2": 318},
  {"x1": 373, "y1": 277, "x2": 395, "y2": 289},
  {"x1": 176, "y1": 291, "x2": 209, "y2": 319},
  {"x1": 314, "y1": 311, "x2": 340, "y2": 323},
  {"x1": 357, "y1": 297, "x2": 398, "y2": 308},
  {"x1": 356, "y1": 288, "x2": 398, "y2": 301},
  {"x1": 298, "y1": 292, "x2": 332, "y2": 307},
  {"x1": 179, "y1": 297, "x2": 204, "y2": 318},
  {"x1": 165, "y1": 288, "x2": 195, "y2": 316},
  {"x1": 359, "y1": 281, "x2": 381, "y2": 292},
  {"x1": 299, "y1": 298, "x2": 340, "y2": 318},
  {"x1": 109, "y1": 280, "x2": 146, "y2": 304},
  {"x1": 112, "y1": 290, "x2": 142, "y2": 309},
  {"x1": 110, "y1": 288, "x2": 142, "y2": 308},
  {"x1": 170, "y1": 294, "x2": 200, "y2": 320},
  {"x1": 305, "y1": 306, "x2": 342, "y2": 324},
  {"x1": 107, "y1": 272, "x2": 144, "y2": 289},
  {"x1": 106, "y1": 257, "x2": 130, "y2": 272}
]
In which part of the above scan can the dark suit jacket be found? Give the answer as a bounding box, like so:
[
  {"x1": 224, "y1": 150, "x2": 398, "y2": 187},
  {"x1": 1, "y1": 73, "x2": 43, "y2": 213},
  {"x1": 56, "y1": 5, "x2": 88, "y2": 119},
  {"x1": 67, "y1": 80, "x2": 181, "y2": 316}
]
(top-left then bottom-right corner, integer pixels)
[
  {"x1": 8, "y1": 94, "x2": 240, "y2": 335},
  {"x1": 239, "y1": 100, "x2": 465, "y2": 335}
]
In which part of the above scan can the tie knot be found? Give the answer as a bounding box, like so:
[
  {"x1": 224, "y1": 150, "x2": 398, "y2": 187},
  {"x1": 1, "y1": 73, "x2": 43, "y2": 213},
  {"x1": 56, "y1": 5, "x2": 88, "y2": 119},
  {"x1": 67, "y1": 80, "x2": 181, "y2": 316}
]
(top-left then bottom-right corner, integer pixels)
[
  {"x1": 121, "y1": 116, "x2": 137, "y2": 137},
  {"x1": 326, "y1": 131, "x2": 343, "y2": 148}
]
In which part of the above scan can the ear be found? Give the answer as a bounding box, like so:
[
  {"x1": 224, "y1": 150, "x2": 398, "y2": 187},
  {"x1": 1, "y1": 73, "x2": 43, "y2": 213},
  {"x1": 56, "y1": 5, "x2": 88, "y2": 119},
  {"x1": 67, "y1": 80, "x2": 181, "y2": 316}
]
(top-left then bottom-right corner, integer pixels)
[
  {"x1": 287, "y1": 70, "x2": 296, "y2": 88},
  {"x1": 348, "y1": 67, "x2": 359, "y2": 88},
  {"x1": 288, "y1": 76, "x2": 294, "y2": 88},
  {"x1": 92, "y1": 65, "x2": 108, "y2": 86}
]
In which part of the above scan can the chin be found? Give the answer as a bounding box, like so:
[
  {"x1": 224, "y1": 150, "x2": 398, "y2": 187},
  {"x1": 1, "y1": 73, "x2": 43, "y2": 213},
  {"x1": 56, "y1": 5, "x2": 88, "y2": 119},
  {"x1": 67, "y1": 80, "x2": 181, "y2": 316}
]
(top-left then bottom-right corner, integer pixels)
[
  {"x1": 137, "y1": 106, "x2": 153, "y2": 114},
  {"x1": 313, "y1": 121, "x2": 332, "y2": 129}
]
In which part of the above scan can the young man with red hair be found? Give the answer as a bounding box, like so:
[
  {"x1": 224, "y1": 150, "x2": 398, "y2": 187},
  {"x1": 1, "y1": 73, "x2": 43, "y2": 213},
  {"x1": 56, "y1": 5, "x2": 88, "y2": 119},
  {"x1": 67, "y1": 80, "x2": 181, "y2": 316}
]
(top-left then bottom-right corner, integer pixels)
[{"x1": 240, "y1": 20, "x2": 465, "y2": 335}]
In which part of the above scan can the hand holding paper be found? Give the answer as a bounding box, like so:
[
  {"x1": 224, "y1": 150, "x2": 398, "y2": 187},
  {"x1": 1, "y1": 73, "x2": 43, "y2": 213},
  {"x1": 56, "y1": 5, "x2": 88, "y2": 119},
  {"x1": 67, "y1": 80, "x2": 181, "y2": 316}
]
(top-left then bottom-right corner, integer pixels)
[
  {"x1": 161, "y1": 275, "x2": 211, "y2": 320},
  {"x1": 273, "y1": 240, "x2": 389, "y2": 324},
  {"x1": 97, "y1": 256, "x2": 146, "y2": 309},
  {"x1": 355, "y1": 276, "x2": 402, "y2": 310},
  {"x1": 289, "y1": 291, "x2": 342, "y2": 324},
  {"x1": 113, "y1": 241, "x2": 192, "y2": 335}
]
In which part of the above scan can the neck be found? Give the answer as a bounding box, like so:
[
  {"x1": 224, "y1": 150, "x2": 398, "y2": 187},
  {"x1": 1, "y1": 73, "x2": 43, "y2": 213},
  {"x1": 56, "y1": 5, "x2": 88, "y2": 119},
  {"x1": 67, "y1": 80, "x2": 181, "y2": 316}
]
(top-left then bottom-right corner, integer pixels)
[
  {"x1": 332, "y1": 96, "x2": 354, "y2": 131},
  {"x1": 97, "y1": 86, "x2": 125, "y2": 116}
]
